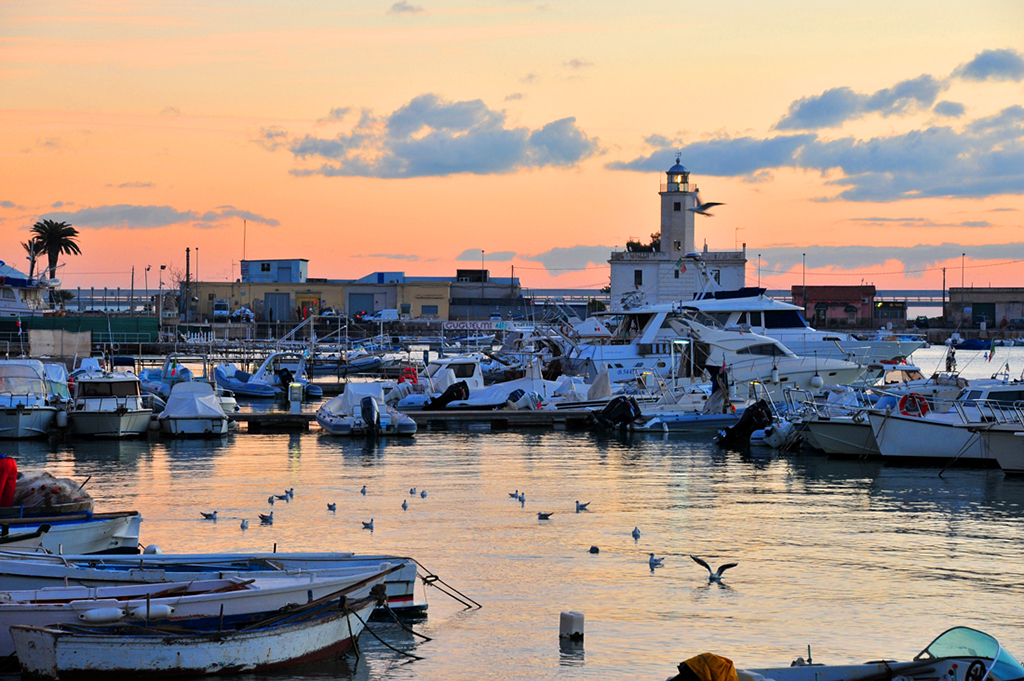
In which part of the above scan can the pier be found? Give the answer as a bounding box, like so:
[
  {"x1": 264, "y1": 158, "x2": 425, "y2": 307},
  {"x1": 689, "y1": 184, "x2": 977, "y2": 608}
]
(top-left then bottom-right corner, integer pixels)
[{"x1": 232, "y1": 409, "x2": 595, "y2": 433}]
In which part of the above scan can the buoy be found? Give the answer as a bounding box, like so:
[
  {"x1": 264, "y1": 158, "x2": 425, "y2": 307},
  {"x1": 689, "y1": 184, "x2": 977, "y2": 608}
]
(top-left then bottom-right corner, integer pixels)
[
  {"x1": 148, "y1": 418, "x2": 160, "y2": 431},
  {"x1": 55, "y1": 411, "x2": 68, "y2": 428},
  {"x1": 810, "y1": 374, "x2": 824, "y2": 388},
  {"x1": 128, "y1": 604, "x2": 175, "y2": 620},
  {"x1": 79, "y1": 608, "x2": 124, "y2": 623},
  {"x1": 559, "y1": 611, "x2": 584, "y2": 642},
  {"x1": 771, "y1": 366, "x2": 779, "y2": 383},
  {"x1": 143, "y1": 545, "x2": 162, "y2": 554}
]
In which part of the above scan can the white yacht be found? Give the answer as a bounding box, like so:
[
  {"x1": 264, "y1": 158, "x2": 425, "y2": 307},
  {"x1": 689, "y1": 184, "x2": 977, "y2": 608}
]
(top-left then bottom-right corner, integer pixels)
[
  {"x1": 69, "y1": 372, "x2": 153, "y2": 438},
  {"x1": 0, "y1": 262, "x2": 56, "y2": 318},
  {"x1": 0, "y1": 360, "x2": 58, "y2": 439}
]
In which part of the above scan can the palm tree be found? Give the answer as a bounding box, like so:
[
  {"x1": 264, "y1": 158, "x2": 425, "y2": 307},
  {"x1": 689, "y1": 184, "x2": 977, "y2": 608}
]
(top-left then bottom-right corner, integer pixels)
[
  {"x1": 21, "y1": 239, "x2": 41, "y2": 279},
  {"x1": 30, "y1": 219, "x2": 82, "y2": 280}
]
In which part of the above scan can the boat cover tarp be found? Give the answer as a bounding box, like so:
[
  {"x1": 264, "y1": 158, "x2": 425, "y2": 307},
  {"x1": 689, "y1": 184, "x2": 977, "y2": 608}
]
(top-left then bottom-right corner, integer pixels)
[
  {"x1": 159, "y1": 382, "x2": 227, "y2": 421},
  {"x1": 676, "y1": 654, "x2": 738, "y2": 681},
  {"x1": 322, "y1": 382, "x2": 386, "y2": 415}
]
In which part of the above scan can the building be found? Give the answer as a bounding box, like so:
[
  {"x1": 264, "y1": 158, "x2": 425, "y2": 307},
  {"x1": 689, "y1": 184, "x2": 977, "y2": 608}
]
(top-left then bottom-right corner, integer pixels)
[
  {"x1": 791, "y1": 285, "x2": 878, "y2": 328},
  {"x1": 947, "y1": 288, "x2": 1024, "y2": 328},
  {"x1": 240, "y1": 259, "x2": 308, "y2": 284},
  {"x1": 609, "y1": 159, "x2": 746, "y2": 309}
]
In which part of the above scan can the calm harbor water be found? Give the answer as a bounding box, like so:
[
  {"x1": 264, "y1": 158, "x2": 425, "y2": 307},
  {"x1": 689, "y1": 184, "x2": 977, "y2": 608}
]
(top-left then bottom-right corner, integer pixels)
[{"x1": 2, "y1": 344, "x2": 1024, "y2": 680}]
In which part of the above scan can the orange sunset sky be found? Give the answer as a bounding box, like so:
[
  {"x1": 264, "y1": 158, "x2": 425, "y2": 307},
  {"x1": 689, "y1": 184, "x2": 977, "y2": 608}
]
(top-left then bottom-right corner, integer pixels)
[{"x1": 2, "y1": 0, "x2": 1023, "y2": 292}]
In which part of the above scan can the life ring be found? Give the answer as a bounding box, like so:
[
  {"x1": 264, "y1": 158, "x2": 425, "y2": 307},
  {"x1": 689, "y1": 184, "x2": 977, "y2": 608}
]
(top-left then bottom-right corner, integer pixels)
[
  {"x1": 398, "y1": 367, "x2": 418, "y2": 384},
  {"x1": 898, "y1": 392, "x2": 929, "y2": 417},
  {"x1": 560, "y1": 324, "x2": 573, "y2": 337},
  {"x1": 111, "y1": 342, "x2": 120, "y2": 352}
]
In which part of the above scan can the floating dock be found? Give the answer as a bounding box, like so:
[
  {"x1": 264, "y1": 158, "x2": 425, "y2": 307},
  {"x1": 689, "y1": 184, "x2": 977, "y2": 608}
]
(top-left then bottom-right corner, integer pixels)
[{"x1": 232, "y1": 409, "x2": 595, "y2": 433}]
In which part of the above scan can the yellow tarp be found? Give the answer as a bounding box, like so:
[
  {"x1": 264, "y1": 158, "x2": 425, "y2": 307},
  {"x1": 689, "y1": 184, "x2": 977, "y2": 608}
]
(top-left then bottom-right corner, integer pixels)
[{"x1": 682, "y1": 653, "x2": 739, "y2": 681}]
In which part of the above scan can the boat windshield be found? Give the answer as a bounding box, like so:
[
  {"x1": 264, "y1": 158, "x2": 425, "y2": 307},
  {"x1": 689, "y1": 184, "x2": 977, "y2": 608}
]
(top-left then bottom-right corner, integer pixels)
[{"x1": 917, "y1": 628, "x2": 1024, "y2": 681}]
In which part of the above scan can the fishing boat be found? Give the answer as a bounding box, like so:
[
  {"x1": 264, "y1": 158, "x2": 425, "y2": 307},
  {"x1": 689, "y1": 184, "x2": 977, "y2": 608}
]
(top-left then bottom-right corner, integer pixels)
[
  {"x1": 0, "y1": 565, "x2": 393, "y2": 658},
  {"x1": 158, "y1": 382, "x2": 229, "y2": 438},
  {"x1": 668, "y1": 627, "x2": 1024, "y2": 681},
  {"x1": 0, "y1": 510, "x2": 141, "y2": 555},
  {"x1": 11, "y1": 568, "x2": 392, "y2": 679},
  {"x1": 0, "y1": 360, "x2": 58, "y2": 439},
  {"x1": 0, "y1": 551, "x2": 425, "y2": 615},
  {"x1": 214, "y1": 351, "x2": 322, "y2": 398},
  {"x1": 316, "y1": 382, "x2": 416, "y2": 436},
  {"x1": 69, "y1": 372, "x2": 152, "y2": 438}
]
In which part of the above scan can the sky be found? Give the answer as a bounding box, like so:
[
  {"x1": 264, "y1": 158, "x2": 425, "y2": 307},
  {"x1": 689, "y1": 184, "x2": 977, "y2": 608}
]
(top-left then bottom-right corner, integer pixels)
[{"x1": 2, "y1": 0, "x2": 1023, "y2": 293}]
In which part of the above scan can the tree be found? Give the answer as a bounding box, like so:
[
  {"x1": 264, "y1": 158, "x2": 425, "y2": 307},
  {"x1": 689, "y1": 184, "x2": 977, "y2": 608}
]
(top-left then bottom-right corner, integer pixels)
[
  {"x1": 30, "y1": 219, "x2": 82, "y2": 280},
  {"x1": 21, "y1": 239, "x2": 41, "y2": 279}
]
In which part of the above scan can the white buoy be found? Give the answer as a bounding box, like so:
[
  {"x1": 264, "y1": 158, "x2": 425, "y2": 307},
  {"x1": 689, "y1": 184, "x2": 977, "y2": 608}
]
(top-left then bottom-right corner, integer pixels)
[
  {"x1": 128, "y1": 604, "x2": 175, "y2": 620},
  {"x1": 79, "y1": 608, "x2": 124, "y2": 623},
  {"x1": 559, "y1": 611, "x2": 584, "y2": 642},
  {"x1": 143, "y1": 545, "x2": 162, "y2": 554},
  {"x1": 55, "y1": 411, "x2": 68, "y2": 428}
]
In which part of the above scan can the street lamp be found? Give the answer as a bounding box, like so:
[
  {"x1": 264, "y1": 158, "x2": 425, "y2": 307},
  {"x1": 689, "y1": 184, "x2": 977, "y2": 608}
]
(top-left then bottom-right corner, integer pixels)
[
  {"x1": 158, "y1": 265, "x2": 166, "y2": 335},
  {"x1": 802, "y1": 252, "x2": 807, "y2": 318},
  {"x1": 145, "y1": 265, "x2": 151, "y2": 313}
]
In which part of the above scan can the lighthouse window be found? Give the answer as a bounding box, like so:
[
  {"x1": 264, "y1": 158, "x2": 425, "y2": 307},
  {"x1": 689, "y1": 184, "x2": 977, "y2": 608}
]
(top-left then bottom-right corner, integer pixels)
[
  {"x1": 673, "y1": 240, "x2": 681, "y2": 251},
  {"x1": 673, "y1": 202, "x2": 681, "y2": 211}
]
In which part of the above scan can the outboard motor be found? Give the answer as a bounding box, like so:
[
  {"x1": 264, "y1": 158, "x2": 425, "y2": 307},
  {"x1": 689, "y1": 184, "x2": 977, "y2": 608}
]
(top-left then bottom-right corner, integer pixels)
[
  {"x1": 360, "y1": 396, "x2": 381, "y2": 435},
  {"x1": 424, "y1": 380, "x2": 470, "y2": 411},
  {"x1": 714, "y1": 399, "x2": 773, "y2": 449},
  {"x1": 592, "y1": 396, "x2": 642, "y2": 430},
  {"x1": 276, "y1": 367, "x2": 294, "y2": 390}
]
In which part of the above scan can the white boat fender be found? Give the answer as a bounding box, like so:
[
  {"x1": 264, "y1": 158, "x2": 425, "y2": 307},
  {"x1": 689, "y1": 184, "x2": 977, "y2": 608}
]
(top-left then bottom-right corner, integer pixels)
[
  {"x1": 79, "y1": 608, "x2": 125, "y2": 623},
  {"x1": 55, "y1": 411, "x2": 68, "y2": 428},
  {"x1": 559, "y1": 611, "x2": 584, "y2": 642},
  {"x1": 128, "y1": 604, "x2": 175, "y2": 620},
  {"x1": 148, "y1": 418, "x2": 161, "y2": 431}
]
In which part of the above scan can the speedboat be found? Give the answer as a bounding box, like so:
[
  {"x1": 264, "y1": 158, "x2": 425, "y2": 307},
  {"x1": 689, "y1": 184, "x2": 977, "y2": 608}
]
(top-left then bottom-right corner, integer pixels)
[
  {"x1": 158, "y1": 382, "x2": 229, "y2": 438},
  {"x1": 668, "y1": 627, "x2": 1024, "y2": 681},
  {"x1": 316, "y1": 382, "x2": 417, "y2": 436},
  {"x1": 0, "y1": 360, "x2": 58, "y2": 439},
  {"x1": 69, "y1": 372, "x2": 153, "y2": 438},
  {"x1": 214, "y1": 351, "x2": 322, "y2": 399},
  {"x1": 0, "y1": 510, "x2": 141, "y2": 556},
  {"x1": 140, "y1": 353, "x2": 238, "y2": 413}
]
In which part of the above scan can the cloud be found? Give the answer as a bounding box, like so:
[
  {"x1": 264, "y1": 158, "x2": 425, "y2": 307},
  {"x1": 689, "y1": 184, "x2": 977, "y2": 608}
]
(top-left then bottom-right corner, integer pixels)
[
  {"x1": 565, "y1": 58, "x2": 593, "y2": 69},
  {"x1": 1, "y1": 201, "x2": 18, "y2": 209},
  {"x1": 933, "y1": 101, "x2": 966, "y2": 118},
  {"x1": 161, "y1": 106, "x2": 181, "y2": 116},
  {"x1": 456, "y1": 249, "x2": 516, "y2": 262},
  {"x1": 281, "y1": 94, "x2": 599, "y2": 178},
  {"x1": 847, "y1": 217, "x2": 993, "y2": 228},
  {"x1": 109, "y1": 181, "x2": 154, "y2": 188},
  {"x1": 775, "y1": 75, "x2": 942, "y2": 130},
  {"x1": 504, "y1": 93, "x2": 524, "y2": 101},
  {"x1": 520, "y1": 72, "x2": 538, "y2": 84},
  {"x1": 388, "y1": 1, "x2": 424, "y2": 14},
  {"x1": 610, "y1": 103, "x2": 1024, "y2": 202},
  {"x1": 742, "y1": 169, "x2": 774, "y2": 184},
  {"x1": 318, "y1": 107, "x2": 350, "y2": 123},
  {"x1": 365, "y1": 253, "x2": 420, "y2": 261},
  {"x1": 254, "y1": 126, "x2": 291, "y2": 151},
  {"x1": 953, "y1": 48, "x2": 1024, "y2": 82},
  {"x1": 39, "y1": 204, "x2": 277, "y2": 229},
  {"x1": 50, "y1": 201, "x2": 63, "y2": 208},
  {"x1": 757, "y1": 243, "x2": 1024, "y2": 278},
  {"x1": 524, "y1": 245, "x2": 613, "y2": 275}
]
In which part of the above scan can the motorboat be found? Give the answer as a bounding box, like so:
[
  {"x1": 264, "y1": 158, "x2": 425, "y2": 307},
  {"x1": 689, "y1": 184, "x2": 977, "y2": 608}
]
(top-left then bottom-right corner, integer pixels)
[
  {"x1": 316, "y1": 382, "x2": 417, "y2": 436},
  {"x1": 158, "y1": 382, "x2": 229, "y2": 438},
  {"x1": 668, "y1": 627, "x2": 1024, "y2": 681},
  {"x1": 0, "y1": 261, "x2": 56, "y2": 318},
  {"x1": 214, "y1": 351, "x2": 322, "y2": 398},
  {"x1": 69, "y1": 372, "x2": 152, "y2": 438},
  {"x1": 0, "y1": 510, "x2": 141, "y2": 555},
  {"x1": 0, "y1": 551, "x2": 425, "y2": 615},
  {"x1": 140, "y1": 353, "x2": 238, "y2": 413},
  {"x1": 307, "y1": 347, "x2": 383, "y2": 376},
  {"x1": 0, "y1": 360, "x2": 58, "y2": 439},
  {"x1": 9, "y1": 561, "x2": 395, "y2": 667}
]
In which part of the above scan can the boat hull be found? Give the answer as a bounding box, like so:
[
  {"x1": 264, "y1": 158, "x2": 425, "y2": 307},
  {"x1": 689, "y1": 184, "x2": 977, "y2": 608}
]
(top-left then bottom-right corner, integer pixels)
[
  {"x1": 868, "y1": 412, "x2": 994, "y2": 466},
  {"x1": 12, "y1": 599, "x2": 376, "y2": 680},
  {"x1": 0, "y1": 405, "x2": 57, "y2": 439},
  {"x1": 0, "y1": 512, "x2": 142, "y2": 557},
  {"x1": 805, "y1": 417, "x2": 879, "y2": 456},
  {"x1": 974, "y1": 425, "x2": 1024, "y2": 473},
  {"x1": 70, "y1": 410, "x2": 152, "y2": 438},
  {"x1": 159, "y1": 417, "x2": 229, "y2": 438}
]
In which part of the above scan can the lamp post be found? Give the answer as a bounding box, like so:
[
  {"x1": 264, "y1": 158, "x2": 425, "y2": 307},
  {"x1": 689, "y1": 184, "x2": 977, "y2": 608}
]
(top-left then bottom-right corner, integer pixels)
[
  {"x1": 158, "y1": 265, "x2": 166, "y2": 337},
  {"x1": 757, "y1": 253, "x2": 761, "y2": 288},
  {"x1": 144, "y1": 265, "x2": 151, "y2": 314},
  {"x1": 802, "y1": 252, "x2": 807, "y2": 319},
  {"x1": 481, "y1": 249, "x2": 485, "y2": 319}
]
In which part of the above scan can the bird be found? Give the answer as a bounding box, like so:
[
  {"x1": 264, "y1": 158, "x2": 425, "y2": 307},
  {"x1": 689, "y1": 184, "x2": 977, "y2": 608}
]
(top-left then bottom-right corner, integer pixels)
[
  {"x1": 267, "y1": 496, "x2": 275, "y2": 505},
  {"x1": 274, "y1": 493, "x2": 289, "y2": 501},
  {"x1": 575, "y1": 501, "x2": 590, "y2": 513},
  {"x1": 690, "y1": 555, "x2": 738, "y2": 582},
  {"x1": 649, "y1": 553, "x2": 664, "y2": 569},
  {"x1": 200, "y1": 511, "x2": 217, "y2": 520},
  {"x1": 360, "y1": 485, "x2": 367, "y2": 495},
  {"x1": 240, "y1": 519, "x2": 249, "y2": 531},
  {"x1": 409, "y1": 488, "x2": 417, "y2": 495},
  {"x1": 632, "y1": 526, "x2": 641, "y2": 540},
  {"x1": 327, "y1": 503, "x2": 336, "y2": 512},
  {"x1": 537, "y1": 512, "x2": 553, "y2": 520},
  {"x1": 286, "y1": 488, "x2": 294, "y2": 499},
  {"x1": 518, "y1": 492, "x2": 525, "y2": 502},
  {"x1": 420, "y1": 490, "x2": 427, "y2": 498},
  {"x1": 401, "y1": 499, "x2": 408, "y2": 511},
  {"x1": 362, "y1": 518, "x2": 374, "y2": 531},
  {"x1": 508, "y1": 489, "x2": 519, "y2": 498},
  {"x1": 688, "y1": 201, "x2": 725, "y2": 217},
  {"x1": 259, "y1": 512, "x2": 273, "y2": 525},
  {"x1": 589, "y1": 546, "x2": 600, "y2": 554}
]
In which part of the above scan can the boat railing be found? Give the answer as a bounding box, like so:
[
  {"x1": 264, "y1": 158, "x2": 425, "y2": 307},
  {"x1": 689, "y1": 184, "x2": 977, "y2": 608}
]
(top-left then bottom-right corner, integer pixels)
[{"x1": 971, "y1": 399, "x2": 1024, "y2": 425}]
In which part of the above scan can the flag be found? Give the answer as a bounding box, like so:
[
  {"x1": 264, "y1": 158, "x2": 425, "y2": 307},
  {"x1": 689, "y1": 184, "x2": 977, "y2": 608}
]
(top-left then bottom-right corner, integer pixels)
[
  {"x1": 989, "y1": 339, "x2": 995, "y2": 362},
  {"x1": 674, "y1": 258, "x2": 687, "y2": 273},
  {"x1": 15, "y1": 316, "x2": 21, "y2": 336}
]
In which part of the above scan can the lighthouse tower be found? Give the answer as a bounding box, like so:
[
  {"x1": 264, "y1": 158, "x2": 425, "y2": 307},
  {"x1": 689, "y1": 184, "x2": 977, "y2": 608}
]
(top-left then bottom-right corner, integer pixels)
[
  {"x1": 659, "y1": 157, "x2": 697, "y2": 256},
  {"x1": 607, "y1": 159, "x2": 746, "y2": 309}
]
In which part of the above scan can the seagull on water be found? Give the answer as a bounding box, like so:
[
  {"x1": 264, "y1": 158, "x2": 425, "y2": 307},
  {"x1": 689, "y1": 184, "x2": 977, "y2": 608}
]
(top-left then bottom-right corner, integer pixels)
[
  {"x1": 274, "y1": 493, "x2": 289, "y2": 501},
  {"x1": 589, "y1": 546, "x2": 600, "y2": 554},
  {"x1": 575, "y1": 501, "x2": 590, "y2": 513},
  {"x1": 286, "y1": 488, "x2": 294, "y2": 499},
  {"x1": 409, "y1": 488, "x2": 417, "y2": 495},
  {"x1": 518, "y1": 492, "x2": 525, "y2": 503},
  {"x1": 508, "y1": 489, "x2": 519, "y2": 498},
  {"x1": 200, "y1": 511, "x2": 217, "y2": 520},
  {"x1": 267, "y1": 496, "x2": 275, "y2": 505},
  {"x1": 649, "y1": 553, "x2": 664, "y2": 569},
  {"x1": 690, "y1": 555, "x2": 738, "y2": 583},
  {"x1": 688, "y1": 201, "x2": 725, "y2": 217},
  {"x1": 240, "y1": 519, "x2": 249, "y2": 531},
  {"x1": 402, "y1": 499, "x2": 408, "y2": 511},
  {"x1": 327, "y1": 503, "x2": 336, "y2": 512},
  {"x1": 537, "y1": 512, "x2": 553, "y2": 520},
  {"x1": 360, "y1": 485, "x2": 367, "y2": 495},
  {"x1": 420, "y1": 490, "x2": 427, "y2": 498},
  {"x1": 362, "y1": 518, "x2": 374, "y2": 531},
  {"x1": 632, "y1": 526, "x2": 641, "y2": 540},
  {"x1": 259, "y1": 512, "x2": 273, "y2": 525}
]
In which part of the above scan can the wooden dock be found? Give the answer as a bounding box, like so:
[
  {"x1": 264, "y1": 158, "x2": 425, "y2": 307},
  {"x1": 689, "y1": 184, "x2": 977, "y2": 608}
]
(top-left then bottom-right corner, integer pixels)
[{"x1": 232, "y1": 409, "x2": 594, "y2": 433}]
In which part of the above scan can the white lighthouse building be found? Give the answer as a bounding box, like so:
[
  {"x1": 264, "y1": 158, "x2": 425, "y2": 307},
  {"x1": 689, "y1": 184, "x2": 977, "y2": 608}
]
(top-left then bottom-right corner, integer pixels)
[{"x1": 608, "y1": 159, "x2": 746, "y2": 309}]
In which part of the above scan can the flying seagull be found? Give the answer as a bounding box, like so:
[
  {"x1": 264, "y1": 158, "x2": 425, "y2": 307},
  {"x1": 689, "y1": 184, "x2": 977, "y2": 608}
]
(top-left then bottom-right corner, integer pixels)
[
  {"x1": 327, "y1": 503, "x2": 336, "y2": 512},
  {"x1": 575, "y1": 501, "x2": 590, "y2": 513},
  {"x1": 688, "y1": 201, "x2": 725, "y2": 217},
  {"x1": 200, "y1": 511, "x2": 217, "y2": 520},
  {"x1": 632, "y1": 526, "x2": 641, "y2": 540},
  {"x1": 690, "y1": 555, "x2": 738, "y2": 582},
  {"x1": 649, "y1": 553, "x2": 664, "y2": 569},
  {"x1": 362, "y1": 518, "x2": 374, "y2": 531},
  {"x1": 537, "y1": 512, "x2": 554, "y2": 520}
]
